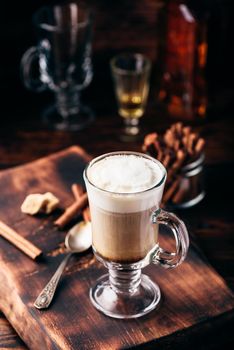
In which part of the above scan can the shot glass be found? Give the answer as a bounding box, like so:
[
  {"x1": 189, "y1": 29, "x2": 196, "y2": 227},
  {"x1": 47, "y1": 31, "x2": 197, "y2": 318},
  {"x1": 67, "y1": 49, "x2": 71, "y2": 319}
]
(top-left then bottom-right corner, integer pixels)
[{"x1": 110, "y1": 53, "x2": 151, "y2": 137}]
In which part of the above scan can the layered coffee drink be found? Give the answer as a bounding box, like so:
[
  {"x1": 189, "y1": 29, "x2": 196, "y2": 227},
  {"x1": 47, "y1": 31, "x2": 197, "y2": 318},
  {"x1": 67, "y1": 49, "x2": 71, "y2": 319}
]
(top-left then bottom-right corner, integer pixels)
[
  {"x1": 86, "y1": 154, "x2": 165, "y2": 263},
  {"x1": 85, "y1": 151, "x2": 188, "y2": 319}
]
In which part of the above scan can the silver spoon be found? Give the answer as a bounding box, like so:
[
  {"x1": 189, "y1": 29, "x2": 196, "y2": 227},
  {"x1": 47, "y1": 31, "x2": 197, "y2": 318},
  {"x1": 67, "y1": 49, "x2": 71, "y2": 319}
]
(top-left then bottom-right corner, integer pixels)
[{"x1": 34, "y1": 221, "x2": 92, "y2": 310}]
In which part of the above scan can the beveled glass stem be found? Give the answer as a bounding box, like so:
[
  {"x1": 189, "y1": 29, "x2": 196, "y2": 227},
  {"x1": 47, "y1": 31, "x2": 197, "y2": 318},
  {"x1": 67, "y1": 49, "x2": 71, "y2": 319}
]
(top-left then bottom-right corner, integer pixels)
[
  {"x1": 43, "y1": 87, "x2": 94, "y2": 131},
  {"x1": 109, "y1": 268, "x2": 142, "y2": 294},
  {"x1": 56, "y1": 88, "x2": 80, "y2": 119},
  {"x1": 90, "y1": 268, "x2": 161, "y2": 319},
  {"x1": 123, "y1": 117, "x2": 140, "y2": 136}
]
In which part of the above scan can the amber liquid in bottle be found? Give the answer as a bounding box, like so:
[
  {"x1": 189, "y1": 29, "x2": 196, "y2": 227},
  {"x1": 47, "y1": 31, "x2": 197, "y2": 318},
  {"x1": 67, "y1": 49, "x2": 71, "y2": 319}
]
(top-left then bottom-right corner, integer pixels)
[{"x1": 158, "y1": 1, "x2": 208, "y2": 120}]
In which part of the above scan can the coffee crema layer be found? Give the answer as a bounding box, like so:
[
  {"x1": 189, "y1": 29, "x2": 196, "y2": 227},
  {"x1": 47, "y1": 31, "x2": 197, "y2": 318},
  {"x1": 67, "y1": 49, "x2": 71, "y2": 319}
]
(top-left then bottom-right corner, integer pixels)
[{"x1": 91, "y1": 205, "x2": 159, "y2": 263}]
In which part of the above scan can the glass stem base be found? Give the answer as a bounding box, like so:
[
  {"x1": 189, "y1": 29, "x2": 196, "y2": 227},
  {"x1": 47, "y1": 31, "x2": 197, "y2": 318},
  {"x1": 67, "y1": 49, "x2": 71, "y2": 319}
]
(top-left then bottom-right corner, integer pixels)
[
  {"x1": 42, "y1": 88, "x2": 94, "y2": 131},
  {"x1": 90, "y1": 269, "x2": 161, "y2": 319},
  {"x1": 123, "y1": 117, "x2": 140, "y2": 136}
]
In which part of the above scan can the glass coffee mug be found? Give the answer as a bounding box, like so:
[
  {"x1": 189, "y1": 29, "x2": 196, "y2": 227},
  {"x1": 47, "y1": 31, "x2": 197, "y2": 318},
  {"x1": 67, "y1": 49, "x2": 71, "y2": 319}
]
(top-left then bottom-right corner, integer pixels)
[
  {"x1": 21, "y1": 2, "x2": 94, "y2": 131},
  {"x1": 84, "y1": 151, "x2": 189, "y2": 319}
]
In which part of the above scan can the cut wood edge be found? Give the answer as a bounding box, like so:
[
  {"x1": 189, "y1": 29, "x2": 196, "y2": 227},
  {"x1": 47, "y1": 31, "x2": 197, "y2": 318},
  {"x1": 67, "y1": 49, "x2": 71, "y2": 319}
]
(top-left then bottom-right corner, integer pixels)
[{"x1": 0, "y1": 146, "x2": 92, "y2": 176}]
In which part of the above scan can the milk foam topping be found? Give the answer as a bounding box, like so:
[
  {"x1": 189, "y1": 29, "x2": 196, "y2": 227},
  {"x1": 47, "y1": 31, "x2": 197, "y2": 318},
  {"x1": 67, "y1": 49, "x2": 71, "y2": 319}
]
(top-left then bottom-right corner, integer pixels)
[
  {"x1": 88, "y1": 155, "x2": 162, "y2": 193},
  {"x1": 85, "y1": 154, "x2": 165, "y2": 213}
]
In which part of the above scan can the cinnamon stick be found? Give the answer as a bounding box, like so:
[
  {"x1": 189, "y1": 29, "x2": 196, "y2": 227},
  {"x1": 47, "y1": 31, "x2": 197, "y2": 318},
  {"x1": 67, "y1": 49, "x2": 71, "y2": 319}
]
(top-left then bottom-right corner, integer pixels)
[
  {"x1": 172, "y1": 186, "x2": 187, "y2": 204},
  {"x1": 72, "y1": 184, "x2": 84, "y2": 200},
  {"x1": 173, "y1": 139, "x2": 180, "y2": 152},
  {"x1": 0, "y1": 220, "x2": 42, "y2": 260},
  {"x1": 175, "y1": 122, "x2": 183, "y2": 134},
  {"x1": 83, "y1": 207, "x2": 91, "y2": 222},
  {"x1": 71, "y1": 184, "x2": 91, "y2": 223},
  {"x1": 144, "y1": 133, "x2": 157, "y2": 147},
  {"x1": 187, "y1": 133, "x2": 197, "y2": 155},
  {"x1": 164, "y1": 130, "x2": 174, "y2": 148},
  {"x1": 162, "y1": 177, "x2": 181, "y2": 205},
  {"x1": 195, "y1": 138, "x2": 205, "y2": 155},
  {"x1": 54, "y1": 193, "x2": 88, "y2": 228},
  {"x1": 153, "y1": 140, "x2": 163, "y2": 161},
  {"x1": 167, "y1": 150, "x2": 186, "y2": 181},
  {"x1": 162, "y1": 153, "x2": 171, "y2": 168},
  {"x1": 182, "y1": 126, "x2": 191, "y2": 136}
]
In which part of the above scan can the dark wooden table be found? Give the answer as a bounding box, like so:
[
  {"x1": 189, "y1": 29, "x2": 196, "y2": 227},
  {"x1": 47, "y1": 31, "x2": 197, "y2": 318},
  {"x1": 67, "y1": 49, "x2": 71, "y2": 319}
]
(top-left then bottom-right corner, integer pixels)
[{"x1": 0, "y1": 95, "x2": 234, "y2": 349}]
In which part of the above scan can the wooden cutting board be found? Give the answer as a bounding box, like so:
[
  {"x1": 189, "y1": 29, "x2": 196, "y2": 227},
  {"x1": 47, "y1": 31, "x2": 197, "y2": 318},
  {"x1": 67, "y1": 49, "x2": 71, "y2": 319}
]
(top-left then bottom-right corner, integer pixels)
[{"x1": 0, "y1": 146, "x2": 233, "y2": 350}]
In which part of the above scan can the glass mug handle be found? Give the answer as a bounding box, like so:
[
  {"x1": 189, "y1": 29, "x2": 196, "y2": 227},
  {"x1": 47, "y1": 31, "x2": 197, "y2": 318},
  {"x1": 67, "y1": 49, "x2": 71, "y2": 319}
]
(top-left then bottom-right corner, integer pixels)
[
  {"x1": 20, "y1": 46, "x2": 47, "y2": 92},
  {"x1": 152, "y1": 208, "x2": 189, "y2": 268}
]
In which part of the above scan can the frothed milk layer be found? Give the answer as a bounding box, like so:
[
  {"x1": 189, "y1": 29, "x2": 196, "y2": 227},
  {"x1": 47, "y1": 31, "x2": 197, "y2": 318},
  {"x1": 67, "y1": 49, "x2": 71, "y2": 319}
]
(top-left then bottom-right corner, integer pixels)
[
  {"x1": 87, "y1": 155, "x2": 162, "y2": 193},
  {"x1": 85, "y1": 154, "x2": 166, "y2": 213}
]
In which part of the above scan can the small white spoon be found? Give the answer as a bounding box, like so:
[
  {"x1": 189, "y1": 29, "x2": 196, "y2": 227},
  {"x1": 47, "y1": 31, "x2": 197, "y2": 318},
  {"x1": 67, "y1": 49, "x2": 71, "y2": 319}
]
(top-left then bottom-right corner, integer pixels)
[{"x1": 34, "y1": 221, "x2": 92, "y2": 309}]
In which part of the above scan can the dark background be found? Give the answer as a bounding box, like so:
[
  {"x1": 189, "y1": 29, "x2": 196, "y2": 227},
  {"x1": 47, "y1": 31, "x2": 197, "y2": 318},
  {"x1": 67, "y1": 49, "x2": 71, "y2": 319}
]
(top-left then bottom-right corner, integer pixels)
[
  {"x1": 0, "y1": 1, "x2": 234, "y2": 349},
  {"x1": 0, "y1": 0, "x2": 233, "y2": 126}
]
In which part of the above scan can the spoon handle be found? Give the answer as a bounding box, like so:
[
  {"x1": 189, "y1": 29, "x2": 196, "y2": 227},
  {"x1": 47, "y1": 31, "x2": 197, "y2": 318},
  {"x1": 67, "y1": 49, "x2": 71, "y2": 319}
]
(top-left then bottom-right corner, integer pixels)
[{"x1": 34, "y1": 253, "x2": 72, "y2": 309}]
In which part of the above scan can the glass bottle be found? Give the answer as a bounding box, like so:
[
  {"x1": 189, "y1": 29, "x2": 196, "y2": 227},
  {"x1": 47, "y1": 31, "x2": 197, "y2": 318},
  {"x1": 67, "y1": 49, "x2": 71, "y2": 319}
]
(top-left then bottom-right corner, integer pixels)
[{"x1": 158, "y1": 0, "x2": 208, "y2": 121}]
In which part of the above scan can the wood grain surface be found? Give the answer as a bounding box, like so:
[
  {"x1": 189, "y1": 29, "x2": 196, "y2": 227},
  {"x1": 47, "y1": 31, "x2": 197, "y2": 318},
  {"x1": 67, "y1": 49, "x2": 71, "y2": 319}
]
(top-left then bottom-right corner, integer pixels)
[
  {"x1": 0, "y1": 146, "x2": 233, "y2": 350},
  {"x1": 0, "y1": 315, "x2": 26, "y2": 350}
]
